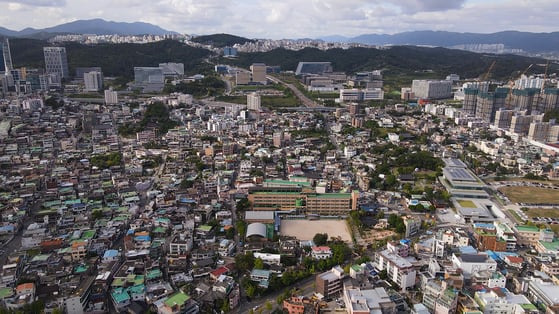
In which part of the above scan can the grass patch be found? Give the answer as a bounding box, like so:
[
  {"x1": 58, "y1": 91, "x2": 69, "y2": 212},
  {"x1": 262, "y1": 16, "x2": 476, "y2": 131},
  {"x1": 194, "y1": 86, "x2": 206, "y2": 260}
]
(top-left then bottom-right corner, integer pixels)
[
  {"x1": 509, "y1": 210, "x2": 525, "y2": 223},
  {"x1": 525, "y1": 208, "x2": 559, "y2": 219},
  {"x1": 549, "y1": 224, "x2": 559, "y2": 235},
  {"x1": 499, "y1": 186, "x2": 559, "y2": 204},
  {"x1": 215, "y1": 95, "x2": 246, "y2": 104},
  {"x1": 457, "y1": 199, "x2": 476, "y2": 208}
]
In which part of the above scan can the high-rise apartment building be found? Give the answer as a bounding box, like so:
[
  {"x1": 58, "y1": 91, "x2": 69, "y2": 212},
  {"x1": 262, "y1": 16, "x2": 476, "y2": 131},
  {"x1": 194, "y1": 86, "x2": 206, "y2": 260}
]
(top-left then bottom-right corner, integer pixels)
[
  {"x1": 528, "y1": 122, "x2": 552, "y2": 142},
  {"x1": 540, "y1": 88, "x2": 559, "y2": 113},
  {"x1": 43, "y1": 47, "x2": 69, "y2": 79},
  {"x1": 84, "y1": 71, "x2": 103, "y2": 92},
  {"x1": 104, "y1": 89, "x2": 118, "y2": 105},
  {"x1": 509, "y1": 114, "x2": 532, "y2": 135},
  {"x1": 475, "y1": 89, "x2": 508, "y2": 123},
  {"x1": 463, "y1": 88, "x2": 479, "y2": 115},
  {"x1": 247, "y1": 93, "x2": 261, "y2": 111},
  {"x1": 494, "y1": 110, "x2": 514, "y2": 129}
]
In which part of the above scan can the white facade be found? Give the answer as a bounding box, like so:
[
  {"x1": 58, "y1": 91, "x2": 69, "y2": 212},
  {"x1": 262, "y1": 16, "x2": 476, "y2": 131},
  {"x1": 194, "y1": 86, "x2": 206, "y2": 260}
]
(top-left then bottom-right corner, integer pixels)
[
  {"x1": 375, "y1": 249, "x2": 416, "y2": 290},
  {"x1": 247, "y1": 92, "x2": 261, "y2": 111},
  {"x1": 412, "y1": 80, "x2": 452, "y2": 99},
  {"x1": 312, "y1": 247, "x2": 333, "y2": 260},
  {"x1": 253, "y1": 252, "x2": 281, "y2": 266},
  {"x1": 104, "y1": 89, "x2": 118, "y2": 104},
  {"x1": 451, "y1": 253, "x2": 496, "y2": 279},
  {"x1": 362, "y1": 88, "x2": 384, "y2": 100}
]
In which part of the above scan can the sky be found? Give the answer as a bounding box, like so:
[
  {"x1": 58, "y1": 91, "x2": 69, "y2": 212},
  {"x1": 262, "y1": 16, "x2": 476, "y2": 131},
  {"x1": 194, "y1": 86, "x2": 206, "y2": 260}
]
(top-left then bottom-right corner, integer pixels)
[{"x1": 0, "y1": 0, "x2": 558, "y2": 39}]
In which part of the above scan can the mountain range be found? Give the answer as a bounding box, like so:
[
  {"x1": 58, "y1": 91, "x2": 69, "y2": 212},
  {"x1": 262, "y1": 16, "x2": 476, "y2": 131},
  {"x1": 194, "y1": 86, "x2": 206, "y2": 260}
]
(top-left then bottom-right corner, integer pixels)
[
  {"x1": 0, "y1": 19, "x2": 177, "y2": 37},
  {"x1": 319, "y1": 30, "x2": 559, "y2": 53}
]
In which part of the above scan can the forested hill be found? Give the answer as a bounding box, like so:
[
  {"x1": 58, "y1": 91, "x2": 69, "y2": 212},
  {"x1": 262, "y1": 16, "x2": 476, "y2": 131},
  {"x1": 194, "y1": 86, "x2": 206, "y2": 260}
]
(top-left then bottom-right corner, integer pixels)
[
  {"x1": 8, "y1": 38, "x2": 556, "y2": 81},
  {"x1": 222, "y1": 46, "x2": 556, "y2": 80},
  {"x1": 9, "y1": 39, "x2": 210, "y2": 79}
]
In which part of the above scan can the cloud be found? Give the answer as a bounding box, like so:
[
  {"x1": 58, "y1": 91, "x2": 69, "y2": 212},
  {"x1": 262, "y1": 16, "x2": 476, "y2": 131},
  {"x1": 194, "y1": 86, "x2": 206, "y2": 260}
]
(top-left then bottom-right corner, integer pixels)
[
  {"x1": 396, "y1": 0, "x2": 466, "y2": 13},
  {"x1": 0, "y1": 0, "x2": 66, "y2": 6},
  {"x1": 0, "y1": 0, "x2": 559, "y2": 38}
]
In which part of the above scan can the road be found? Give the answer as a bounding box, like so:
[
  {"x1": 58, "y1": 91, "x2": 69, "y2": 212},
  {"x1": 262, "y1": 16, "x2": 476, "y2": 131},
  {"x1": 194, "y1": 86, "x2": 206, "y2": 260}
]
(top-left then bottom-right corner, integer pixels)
[
  {"x1": 0, "y1": 198, "x2": 41, "y2": 265},
  {"x1": 234, "y1": 276, "x2": 315, "y2": 313},
  {"x1": 266, "y1": 75, "x2": 318, "y2": 108}
]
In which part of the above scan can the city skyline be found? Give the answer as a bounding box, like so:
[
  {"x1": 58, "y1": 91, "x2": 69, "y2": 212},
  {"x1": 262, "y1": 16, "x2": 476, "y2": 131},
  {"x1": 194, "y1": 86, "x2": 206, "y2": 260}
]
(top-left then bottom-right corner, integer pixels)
[{"x1": 0, "y1": 0, "x2": 558, "y2": 39}]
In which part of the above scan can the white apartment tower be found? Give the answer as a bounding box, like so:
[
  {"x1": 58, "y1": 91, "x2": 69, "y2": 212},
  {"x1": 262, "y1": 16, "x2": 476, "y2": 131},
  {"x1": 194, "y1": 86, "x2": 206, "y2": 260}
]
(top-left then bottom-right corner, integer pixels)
[
  {"x1": 104, "y1": 89, "x2": 118, "y2": 104},
  {"x1": 247, "y1": 92, "x2": 261, "y2": 111}
]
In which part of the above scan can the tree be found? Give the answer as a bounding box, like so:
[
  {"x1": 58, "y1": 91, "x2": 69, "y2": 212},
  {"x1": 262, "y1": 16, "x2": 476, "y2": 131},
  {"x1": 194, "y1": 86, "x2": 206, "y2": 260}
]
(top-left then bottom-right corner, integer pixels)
[
  {"x1": 254, "y1": 258, "x2": 264, "y2": 270},
  {"x1": 236, "y1": 220, "x2": 248, "y2": 240},
  {"x1": 220, "y1": 299, "x2": 230, "y2": 313},
  {"x1": 313, "y1": 233, "x2": 328, "y2": 246},
  {"x1": 265, "y1": 301, "x2": 273, "y2": 312},
  {"x1": 236, "y1": 198, "x2": 251, "y2": 211},
  {"x1": 91, "y1": 210, "x2": 103, "y2": 220},
  {"x1": 378, "y1": 269, "x2": 388, "y2": 280},
  {"x1": 180, "y1": 179, "x2": 194, "y2": 189},
  {"x1": 235, "y1": 252, "x2": 255, "y2": 272},
  {"x1": 246, "y1": 284, "x2": 256, "y2": 298},
  {"x1": 225, "y1": 227, "x2": 235, "y2": 240}
]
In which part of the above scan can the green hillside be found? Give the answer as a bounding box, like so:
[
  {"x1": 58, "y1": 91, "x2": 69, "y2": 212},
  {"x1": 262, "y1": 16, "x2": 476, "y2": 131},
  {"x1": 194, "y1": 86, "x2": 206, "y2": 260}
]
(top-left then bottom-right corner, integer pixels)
[
  {"x1": 221, "y1": 46, "x2": 554, "y2": 80},
  {"x1": 10, "y1": 39, "x2": 210, "y2": 79},
  {"x1": 191, "y1": 33, "x2": 253, "y2": 47}
]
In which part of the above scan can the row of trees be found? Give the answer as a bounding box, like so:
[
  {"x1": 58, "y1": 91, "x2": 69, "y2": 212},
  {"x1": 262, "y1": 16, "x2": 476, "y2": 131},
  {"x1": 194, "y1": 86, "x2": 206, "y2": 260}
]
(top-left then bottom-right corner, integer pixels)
[{"x1": 164, "y1": 76, "x2": 225, "y2": 98}]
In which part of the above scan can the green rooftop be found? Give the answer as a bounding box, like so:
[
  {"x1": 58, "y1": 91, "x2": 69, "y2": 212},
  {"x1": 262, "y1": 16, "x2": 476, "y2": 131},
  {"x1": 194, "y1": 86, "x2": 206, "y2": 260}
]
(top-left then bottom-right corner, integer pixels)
[
  {"x1": 147, "y1": 269, "x2": 162, "y2": 280},
  {"x1": 0, "y1": 288, "x2": 13, "y2": 299},
  {"x1": 153, "y1": 227, "x2": 167, "y2": 234},
  {"x1": 31, "y1": 254, "x2": 50, "y2": 262},
  {"x1": 81, "y1": 230, "x2": 96, "y2": 240},
  {"x1": 111, "y1": 289, "x2": 130, "y2": 303},
  {"x1": 164, "y1": 292, "x2": 190, "y2": 308},
  {"x1": 265, "y1": 179, "x2": 311, "y2": 187},
  {"x1": 539, "y1": 240, "x2": 559, "y2": 252},
  {"x1": 351, "y1": 265, "x2": 363, "y2": 272},
  {"x1": 127, "y1": 284, "x2": 145, "y2": 295},
  {"x1": 307, "y1": 193, "x2": 352, "y2": 199},
  {"x1": 521, "y1": 303, "x2": 537, "y2": 311},
  {"x1": 516, "y1": 225, "x2": 540, "y2": 232},
  {"x1": 74, "y1": 265, "x2": 89, "y2": 274},
  {"x1": 197, "y1": 225, "x2": 212, "y2": 232}
]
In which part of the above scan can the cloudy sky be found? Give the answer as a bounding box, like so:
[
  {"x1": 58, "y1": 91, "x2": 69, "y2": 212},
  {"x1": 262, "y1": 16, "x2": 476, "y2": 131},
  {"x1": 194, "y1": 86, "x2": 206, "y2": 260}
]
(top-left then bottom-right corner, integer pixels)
[{"x1": 0, "y1": 0, "x2": 557, "y2": 38}]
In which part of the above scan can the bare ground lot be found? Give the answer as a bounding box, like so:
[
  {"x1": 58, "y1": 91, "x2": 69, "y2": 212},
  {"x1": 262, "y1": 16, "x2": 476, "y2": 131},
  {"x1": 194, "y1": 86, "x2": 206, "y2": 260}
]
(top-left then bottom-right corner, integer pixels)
[
  {"x1": 499, "y1": 186, "x2": 559, "y2": 204},
  {"x1": 279, "y1": 219, "x2": 352, "y2": 242}
]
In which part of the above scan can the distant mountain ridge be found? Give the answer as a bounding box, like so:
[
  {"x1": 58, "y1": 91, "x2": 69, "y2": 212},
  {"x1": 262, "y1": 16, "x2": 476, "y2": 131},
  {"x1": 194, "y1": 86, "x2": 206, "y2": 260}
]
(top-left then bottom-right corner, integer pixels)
[
  {"x1": 0, "y1": 19, "x2": 177, "y2": 37},
  {"x1": 319, "y1": 30, "x2": 559, "y2": 53}
]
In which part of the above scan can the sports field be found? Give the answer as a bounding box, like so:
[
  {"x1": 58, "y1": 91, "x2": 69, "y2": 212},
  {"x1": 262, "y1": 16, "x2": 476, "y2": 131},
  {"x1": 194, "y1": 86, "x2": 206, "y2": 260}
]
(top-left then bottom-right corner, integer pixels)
[{"x1": 279, "y1": 220, "x2": 352, "y2": 242}]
